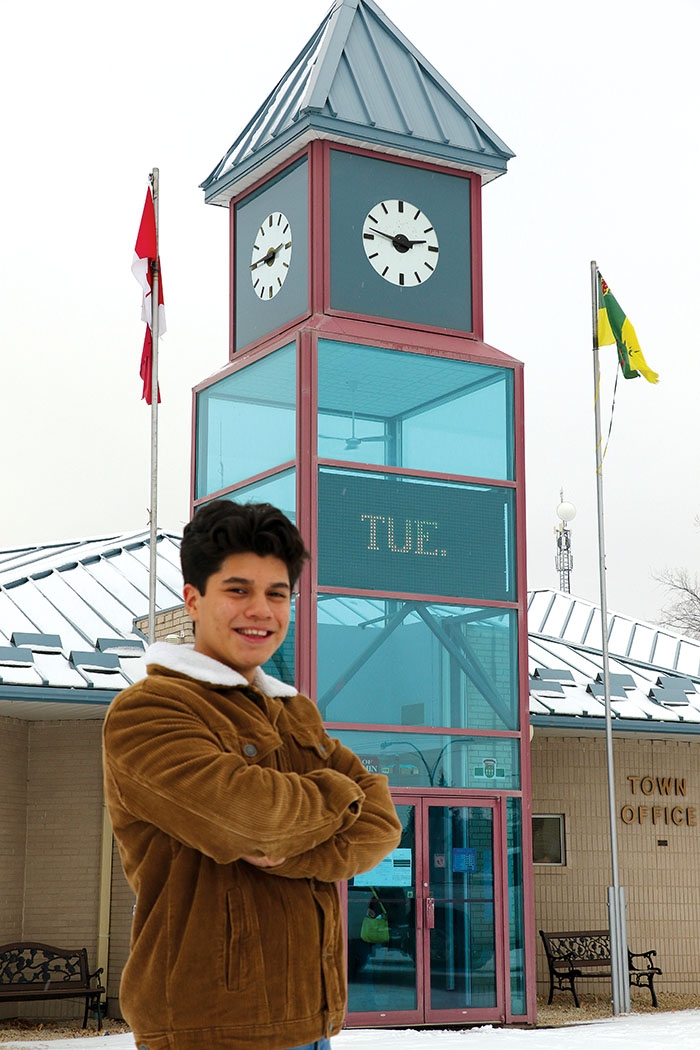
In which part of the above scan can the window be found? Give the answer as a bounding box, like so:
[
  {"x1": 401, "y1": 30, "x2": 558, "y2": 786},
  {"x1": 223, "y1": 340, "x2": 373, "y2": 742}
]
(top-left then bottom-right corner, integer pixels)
[
  {"x1": 317, "y1": 596, "x2": 520, "y2": 731},
  {"x1": 532, "y1": 815, "x2": 566, "y2": 865},
  {"x1": 195, "y1": 343, "x2": 296, "y2": 499},
  {"x1": 317, "y1": 340, "x2": 515, "y2": 480}
]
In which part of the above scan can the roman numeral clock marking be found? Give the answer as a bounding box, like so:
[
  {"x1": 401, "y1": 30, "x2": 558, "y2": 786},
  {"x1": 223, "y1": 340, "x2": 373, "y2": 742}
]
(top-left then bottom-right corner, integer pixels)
[{"x1": 361, "y1": 198, "x2": 439, "y2": 287}]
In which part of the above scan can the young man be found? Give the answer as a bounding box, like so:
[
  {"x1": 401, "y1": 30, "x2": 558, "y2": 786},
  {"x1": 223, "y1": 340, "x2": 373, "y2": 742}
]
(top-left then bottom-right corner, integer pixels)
[{"x1": 102, "y1": 501, "x2": 401, "y2": 1050}]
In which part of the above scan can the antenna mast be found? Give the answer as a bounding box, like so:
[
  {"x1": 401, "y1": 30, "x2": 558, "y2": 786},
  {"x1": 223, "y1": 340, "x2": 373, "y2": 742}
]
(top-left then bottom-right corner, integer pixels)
[{"x1": 555, "y1": 489, "x2": 576, "y2": 593}]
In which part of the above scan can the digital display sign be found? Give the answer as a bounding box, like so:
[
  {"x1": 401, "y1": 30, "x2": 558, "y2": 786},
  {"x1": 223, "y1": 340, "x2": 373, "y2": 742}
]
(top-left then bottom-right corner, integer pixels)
[{"x1": 317, "y1": 470, "x2": 515, "y2": 601}]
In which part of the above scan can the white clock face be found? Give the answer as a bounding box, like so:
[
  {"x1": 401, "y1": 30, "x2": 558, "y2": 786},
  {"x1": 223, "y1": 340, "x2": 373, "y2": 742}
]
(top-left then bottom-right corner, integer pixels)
[
  {"x1": 362, "y1": 199, "x2": 439, "y2": 287},
  {"x1": 250, "y1": 212, "x2": 293, "y2": 300}
]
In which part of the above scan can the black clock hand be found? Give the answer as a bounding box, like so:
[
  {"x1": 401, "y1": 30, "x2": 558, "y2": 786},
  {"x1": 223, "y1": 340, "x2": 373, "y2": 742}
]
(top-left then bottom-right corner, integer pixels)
[
  {"x1": 369, "y1": 227, "x2": 427, "y2": 251},
  {"x1": 250, "y1": 243, "x2": 284, "y2": 270},
  {"x1": 369, "y1": 226, "x2": 397, "y2": 242}
]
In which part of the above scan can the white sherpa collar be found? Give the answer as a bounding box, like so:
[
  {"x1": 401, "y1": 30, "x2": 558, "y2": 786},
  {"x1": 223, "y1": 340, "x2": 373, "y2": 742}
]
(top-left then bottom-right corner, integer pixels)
[{"x1": 145, "y1": 641, "x2": 298, "y2": 697}]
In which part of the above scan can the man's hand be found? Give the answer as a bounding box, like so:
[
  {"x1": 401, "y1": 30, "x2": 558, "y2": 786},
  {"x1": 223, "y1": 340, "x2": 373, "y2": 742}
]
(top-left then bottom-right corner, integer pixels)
[{"x1": 241, "y1": 854, "x2": 287, "y2": 868}]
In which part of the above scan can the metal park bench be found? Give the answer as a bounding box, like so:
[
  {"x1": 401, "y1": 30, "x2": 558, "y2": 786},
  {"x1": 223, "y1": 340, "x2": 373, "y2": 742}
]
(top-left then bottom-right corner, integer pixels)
[
  {"x1": 539, "y1": 929, "x2": 662, "y2": 1007},
  {"x1": 0, "y1": 941, "x2": 104, "y2": 1029}
]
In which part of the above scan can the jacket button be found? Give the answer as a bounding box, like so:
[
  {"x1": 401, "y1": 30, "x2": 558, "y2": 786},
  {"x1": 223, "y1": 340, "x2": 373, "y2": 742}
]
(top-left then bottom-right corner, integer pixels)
[{"x1": 243, "y1": 744, "x2": 258, "y2": 757}]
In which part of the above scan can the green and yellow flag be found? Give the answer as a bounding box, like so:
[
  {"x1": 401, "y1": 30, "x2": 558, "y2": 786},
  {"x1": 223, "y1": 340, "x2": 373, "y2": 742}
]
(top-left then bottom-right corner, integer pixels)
[{"x1": 597, "y1": 272, "x2": 659, "y2": 383}]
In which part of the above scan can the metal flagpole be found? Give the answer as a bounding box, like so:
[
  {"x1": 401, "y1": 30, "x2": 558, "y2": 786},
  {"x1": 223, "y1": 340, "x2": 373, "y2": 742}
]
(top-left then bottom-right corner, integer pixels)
[
  {"x1": 148, "y1": 168, "x2": 160, "y2": 645},
  {"x1": 590, "y1": 259, "x2": 630, "y2": 1014}
]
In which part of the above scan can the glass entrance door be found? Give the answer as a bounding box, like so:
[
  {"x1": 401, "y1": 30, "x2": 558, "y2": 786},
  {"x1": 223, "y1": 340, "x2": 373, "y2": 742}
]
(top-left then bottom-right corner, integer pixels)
[{"x1": 346, "y1": 796, "x2": 503, "y2": 1025}]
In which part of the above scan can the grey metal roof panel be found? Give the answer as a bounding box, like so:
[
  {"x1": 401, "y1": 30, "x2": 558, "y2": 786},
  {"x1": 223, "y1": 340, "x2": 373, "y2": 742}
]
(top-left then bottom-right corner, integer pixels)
[
  {"x1": 30, "y1": 652, "x2": 87, "y2": 689},
  {"x1": 5, "y1": 579, "x2": 89, "y2": 652},
  {"x1": 0, "y1": 662, "x2": 45, "y2": 687},
  {"x1": 202, "y1": 0, "x2": 514, "y2": 205},
  {"x1": 0, "y1": 529, "x2": 180, "y2": 698},
  {"x1": 676, "y1": 640, "x2": 700, "y2": 677},
  {"x1": 528, "y1": 589, "x2": 700, "y2": 728},
  {"x1": 0, "y1": 589, "x2": 43, "y2": 644},
  {"x1": 0, "y1": 533, "x2": 140, "y2": 580}
]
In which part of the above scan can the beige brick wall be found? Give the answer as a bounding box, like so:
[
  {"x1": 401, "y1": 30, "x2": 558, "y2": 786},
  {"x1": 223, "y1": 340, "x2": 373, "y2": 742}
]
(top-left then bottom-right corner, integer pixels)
[
  {"x1": 532, "y1": 731, "x2": 700, "y2": 997},
  {"x1": 0, "y1": 719, "x2": 105, "y2": 1021},
  {"x1": 135, "y1": 604, "x2": 193, "y2": 644},
  {"x1": 0, "y1": 718, "x2": 29, "y2": 940}
]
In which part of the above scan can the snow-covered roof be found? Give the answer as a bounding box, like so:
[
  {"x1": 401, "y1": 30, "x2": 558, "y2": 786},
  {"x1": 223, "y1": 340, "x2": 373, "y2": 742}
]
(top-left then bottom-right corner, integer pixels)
[
  {"x1": 2, "y1": 528, "x2": 698, "y2": 734},
  {"x1": 528, "y1": 589, "x2": 700, "y2": 730},
  {"x1": 0, "y1": 529, "x2": 183, "y2": 719}
]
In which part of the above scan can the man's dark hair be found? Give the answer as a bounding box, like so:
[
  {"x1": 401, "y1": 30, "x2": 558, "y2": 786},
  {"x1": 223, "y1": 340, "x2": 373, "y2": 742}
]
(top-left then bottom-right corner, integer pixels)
[{"x1": 181, "y1": 501, "x2": 309, "y2": 594}]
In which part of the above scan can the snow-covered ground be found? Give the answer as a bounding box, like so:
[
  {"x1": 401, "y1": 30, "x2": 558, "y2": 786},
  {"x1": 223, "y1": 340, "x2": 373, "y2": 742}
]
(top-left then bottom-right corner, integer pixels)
[{"x1": 4, "y1": 1013, "x2": 700, "y2": 1050}]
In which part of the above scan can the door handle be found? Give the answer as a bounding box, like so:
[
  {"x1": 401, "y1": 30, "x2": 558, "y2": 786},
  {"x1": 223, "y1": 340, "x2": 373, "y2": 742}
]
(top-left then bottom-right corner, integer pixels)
[{"x1": 425, "y1": 897, "x2": 435, "y2": 929}]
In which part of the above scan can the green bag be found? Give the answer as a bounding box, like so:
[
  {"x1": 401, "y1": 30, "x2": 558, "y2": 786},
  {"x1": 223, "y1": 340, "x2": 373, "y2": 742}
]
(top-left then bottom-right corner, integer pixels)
[{"x1": 360, "y1": 888, "x2": 389, "y2": 945}]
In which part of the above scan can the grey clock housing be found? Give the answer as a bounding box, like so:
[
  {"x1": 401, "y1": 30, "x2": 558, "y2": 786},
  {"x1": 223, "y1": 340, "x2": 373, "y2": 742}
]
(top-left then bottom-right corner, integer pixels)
[
  {"x1": 330, "y1": 149, "x2": 472, "y2": 332},
  {"x1": 235, "y1": 157, "x2": 309, "y2": 351}
]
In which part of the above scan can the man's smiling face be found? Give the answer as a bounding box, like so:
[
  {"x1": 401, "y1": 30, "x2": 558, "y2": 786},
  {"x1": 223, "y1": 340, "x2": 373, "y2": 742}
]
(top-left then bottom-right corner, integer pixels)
[{"x1": 183, "y1": 551, "x2": 292, "y2": 682}]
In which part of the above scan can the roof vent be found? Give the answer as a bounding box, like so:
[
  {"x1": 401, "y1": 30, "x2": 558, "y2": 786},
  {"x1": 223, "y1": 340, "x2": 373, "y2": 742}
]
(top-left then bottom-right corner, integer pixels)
[
  {"x1": 70, "y1": 651, "x2": 120, "y2": 673},
  {"x1": 96, "y1": 638, "x2": 146, "y2": 655},
  {"x1": 0, "y1": 646, "x2": 34, "y2": 667},
  {"x1": 11, "y1": 632, "x2": 63, "y2": 653},
  {"x1": 649, "y1": 675, "x2": 695, "y2": 706}
]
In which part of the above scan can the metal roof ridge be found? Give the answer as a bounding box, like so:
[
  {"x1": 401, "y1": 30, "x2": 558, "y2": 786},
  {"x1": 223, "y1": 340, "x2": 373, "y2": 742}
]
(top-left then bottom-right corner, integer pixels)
[
  {"x1": 0, "y1": 528, "x2": 182, "y2": 587},
  {"x1": 301, "y1": 0, "x2": 357, "y2": 115},
  {"x1": 527, "y1": 587, "x2": 700, "y2": 651},
  {"x1": 353, "y1": 0, "x2": 513, "y2": 156}
]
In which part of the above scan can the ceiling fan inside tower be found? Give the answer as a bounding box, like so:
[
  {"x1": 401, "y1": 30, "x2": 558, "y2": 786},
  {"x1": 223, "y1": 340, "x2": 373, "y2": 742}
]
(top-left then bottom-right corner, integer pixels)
[{"x1": 319, "y1": 408, "x2": 389, "y2": 451}]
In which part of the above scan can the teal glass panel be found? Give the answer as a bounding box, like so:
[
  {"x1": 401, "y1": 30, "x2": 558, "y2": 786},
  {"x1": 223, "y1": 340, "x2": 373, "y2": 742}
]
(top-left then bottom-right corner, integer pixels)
[
  {"x1": 318, "y1": 469, "x2": 515, "y2": 603},
  {"x1": 219, "y1": 469, "x2": 296, "y2": 524},
  {"x1": 318, "y1": 597, "x2": 518, "y2": 731},
  {"x1": 261, "y1": 601, "x2": 296, "y2": 686},
  {"x1": 507, "y1": 797, "x2": 527, "y2": 1014},
  {"x1": 331, "y1": 730, "x2": 520, "y2": 790},
  {"x1": 318, "y1": 340, "x2": 514, "y2": 480},
  {"x1": 428, "y1": 805, "x2": 496, "y2": 1009},
  {"x1": 195, "y1": 344, "x2": 295, "y2": 499},
  {"x1": 347, "y1": 805, "x2": 417, "y2": 1013}
]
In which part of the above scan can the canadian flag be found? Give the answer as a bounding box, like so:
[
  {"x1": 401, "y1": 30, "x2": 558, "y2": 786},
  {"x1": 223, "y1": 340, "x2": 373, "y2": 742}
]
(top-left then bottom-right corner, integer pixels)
[{"x1": 132, "y1": 186, "x2": 166, "y2": 404}]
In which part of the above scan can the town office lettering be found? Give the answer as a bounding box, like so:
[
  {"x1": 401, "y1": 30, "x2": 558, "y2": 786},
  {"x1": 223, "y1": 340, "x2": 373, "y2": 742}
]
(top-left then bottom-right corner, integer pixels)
[{"x1": 621, "y1": 776, "x2": 697, "y2": 827}]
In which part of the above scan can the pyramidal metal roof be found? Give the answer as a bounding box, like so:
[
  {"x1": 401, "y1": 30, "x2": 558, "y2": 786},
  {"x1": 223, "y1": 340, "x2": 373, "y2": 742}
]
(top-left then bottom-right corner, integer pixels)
[
  {"x1": 201, "y1": 0, "x2": 514, "y2": 206},
  {"x1": 0, "y1": 529, "x2": 184, "y2": 718}
]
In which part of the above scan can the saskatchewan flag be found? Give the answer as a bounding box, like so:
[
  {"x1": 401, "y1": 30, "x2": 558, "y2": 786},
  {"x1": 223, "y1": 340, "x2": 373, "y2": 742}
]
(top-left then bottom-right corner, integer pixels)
[{"x1": 597, "y1": 272, "x2": 659, "y2": 383}]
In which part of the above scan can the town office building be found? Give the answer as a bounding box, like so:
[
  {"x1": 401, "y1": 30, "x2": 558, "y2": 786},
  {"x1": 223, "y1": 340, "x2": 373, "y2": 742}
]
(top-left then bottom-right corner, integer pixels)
[{"x1": 1, "y1": 533, "x2": 700, "y2": 1026}]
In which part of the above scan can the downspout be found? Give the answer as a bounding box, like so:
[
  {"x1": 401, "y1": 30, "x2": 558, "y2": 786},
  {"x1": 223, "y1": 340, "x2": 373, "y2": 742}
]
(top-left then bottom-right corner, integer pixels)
[{"x1": 97, "y1": 796, "x2": 113, "y2": 995}]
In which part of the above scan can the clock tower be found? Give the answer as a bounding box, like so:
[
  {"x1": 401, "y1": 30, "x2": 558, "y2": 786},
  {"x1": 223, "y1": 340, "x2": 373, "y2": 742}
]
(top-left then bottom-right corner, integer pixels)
[{"x1": 195, "y1": 0, "x2": 533, "y2": 1028}]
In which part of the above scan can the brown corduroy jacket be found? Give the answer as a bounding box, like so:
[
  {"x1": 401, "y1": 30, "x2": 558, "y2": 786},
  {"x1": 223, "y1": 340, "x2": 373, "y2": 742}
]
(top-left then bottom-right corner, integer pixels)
[{"x1": 102, "y1": 642, "x2": 401, "y2": 1050}]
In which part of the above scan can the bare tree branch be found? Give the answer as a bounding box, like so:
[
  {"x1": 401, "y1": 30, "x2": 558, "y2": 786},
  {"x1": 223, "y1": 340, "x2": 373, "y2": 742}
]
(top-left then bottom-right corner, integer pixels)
[{"x1": 653, "y1": 566, "x2": 700, "y2": 639}]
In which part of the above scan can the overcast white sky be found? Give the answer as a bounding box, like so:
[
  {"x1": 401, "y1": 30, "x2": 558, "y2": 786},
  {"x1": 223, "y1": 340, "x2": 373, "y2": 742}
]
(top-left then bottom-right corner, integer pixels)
[{"x1": 1, "y1": 0, "x2": 698, "y2": 626}]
